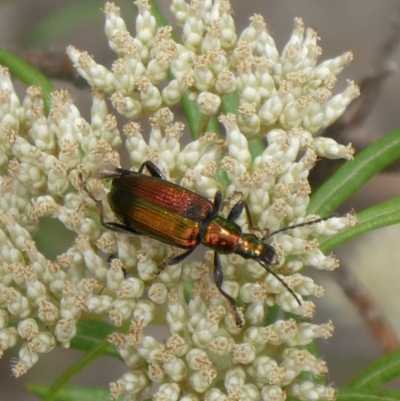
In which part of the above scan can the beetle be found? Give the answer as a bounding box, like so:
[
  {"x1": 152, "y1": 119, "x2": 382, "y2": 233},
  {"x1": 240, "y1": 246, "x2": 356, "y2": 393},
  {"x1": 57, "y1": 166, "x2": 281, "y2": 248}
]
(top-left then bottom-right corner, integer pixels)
[{"x1": 82, "y1": 161, "x2": 326, "y2": 327}]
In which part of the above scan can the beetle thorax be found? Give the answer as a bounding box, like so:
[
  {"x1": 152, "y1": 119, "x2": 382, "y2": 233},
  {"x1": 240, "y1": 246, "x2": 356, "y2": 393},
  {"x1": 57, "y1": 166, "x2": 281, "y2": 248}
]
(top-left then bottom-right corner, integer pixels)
[{"x1": 201, "y1": 216, "x2": 241, "y2": 254}]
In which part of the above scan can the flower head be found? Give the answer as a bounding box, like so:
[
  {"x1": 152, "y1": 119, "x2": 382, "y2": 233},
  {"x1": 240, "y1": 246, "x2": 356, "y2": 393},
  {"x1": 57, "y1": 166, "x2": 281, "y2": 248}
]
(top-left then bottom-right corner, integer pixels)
[{"x1": 0, "y1": 0, "x2": 358, "y2": 399}]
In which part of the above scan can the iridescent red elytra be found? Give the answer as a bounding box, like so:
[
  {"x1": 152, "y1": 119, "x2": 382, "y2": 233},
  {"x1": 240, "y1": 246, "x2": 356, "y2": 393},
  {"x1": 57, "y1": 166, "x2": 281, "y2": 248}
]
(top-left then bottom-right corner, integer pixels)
[{"x1": 82, "y1": 161, "x2": 326, "y2": 327}]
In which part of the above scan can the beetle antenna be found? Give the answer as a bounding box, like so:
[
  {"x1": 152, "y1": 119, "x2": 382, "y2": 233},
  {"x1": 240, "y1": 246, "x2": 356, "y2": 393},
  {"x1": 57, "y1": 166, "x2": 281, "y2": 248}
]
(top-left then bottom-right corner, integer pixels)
[
  {"x1": 259, "y1": 260, "x2": 302, "y2": 306},
  {"x1": 263, "y1": 214, "x2": 336, "y2": 239}
]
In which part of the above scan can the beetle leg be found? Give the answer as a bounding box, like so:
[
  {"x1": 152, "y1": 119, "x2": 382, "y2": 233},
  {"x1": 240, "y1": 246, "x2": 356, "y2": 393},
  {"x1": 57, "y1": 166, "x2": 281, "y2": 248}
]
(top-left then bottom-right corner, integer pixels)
[
  {"x1": 102, "y1": 222, "x2": 144, "y2": 236},
  {"x1": 213, "y1": 252, "x2": 244, "y2": 327},
  {"x1": 90, "y1": 190, "x2": 143, "y2": 236},
  {"x1": 227, "y1": 200, "x2": 244, "y2": 222},
  {"x1": 99, "y1": 161, "x2": 166, "y2": 180},
  {"x1": 227, "y1": 200, "x2": 261, "y2": 235},
  {"x1": 157, "y1": 248, "x2": 196, "y2": 274},
  {"x1": 79, "y1": 173, "x2": 144, "y2": 236},
  {"x1": 139, "y1": 161, "x2": 166, "y2": 180},
  {"x1": 242, "y1": 202, "x2": 259, "y2": 231},
  {"x1": 211, "y1": 191, "x2": 223, "y2": 217},
  {"x1": 160, "y1": 247, "x2": 196, "y2": 268}
]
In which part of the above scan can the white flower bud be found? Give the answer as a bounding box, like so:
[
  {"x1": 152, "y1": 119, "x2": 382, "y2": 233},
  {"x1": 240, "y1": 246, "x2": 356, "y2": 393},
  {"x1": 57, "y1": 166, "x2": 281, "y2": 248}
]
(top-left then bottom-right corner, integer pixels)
[
  {"x1": 66, "y1": 46, "x2": 116, "y2": 92},
  {"x1": 31, "y1": 331, "x2": 56, "y2": 353},
  {"x1": 225, "y1": 366, "x2": 246, "y2": 388},
  {"x1": 148, "y1": 283, "x2": 168, "y2": 304},
  {"x1": 197, "y1": 92, "x2": 221, "y2": 116},
  {"x1": 136, "y1": 77, "x2": 162, "y2": 112},
  {"x1": 133, "y1": 300, "x2": 155, "y2": 326},
  {"x1": 238, "y1": 104, "x2": 261, "y2": 138},
  {"x1": 87, "y1": 295, "x2": 114, "y2": 314},
  {"x1": 118, "y1": 346, "x2": 142, "y2": 368},
  {"x1": 170, "y1": 0, "x2": 190, "y2": 27},
  {"x1": 217, "y1": 3, "x2": 237, "y2": 51},
  {"x1": 117, "y1": 278, "x2": 144, "y2": 299},
  {"x1": 153, "y1": 383, "x2": 181, "y2": 401},
  {"x1": 251, "y1": 355, "x2": 285, "y2": 385},
  {"x1": 136, "y1": 335, "x2": 163, "y2": 362},
  {"x1": 241, "y1": 384, "x2": 260, "y2": 401},
  {"x1": 244, "y1": 301, "x2": 266, "y2": 325},
  {"x1": 54, "y1": 318, "x2": 77, "y2": 346},
  {"x1": 182, "y1": 9, "x2": 205, "y2": 52},
  {"x1": 135, "y1": 1, "x2": 157, "y2": 48},
  {"x1": 123, "y1": 122, "x2": 149, "y2": 168},
  {"x1": 166, "y1": 301, "x2": 187, "y2": 334},
  {"x1": 220, "y1": 114, "x2": 252, "y2": 168},
  {"x1": 111, "y1": 92, "x2": 143, "y2": 119},
  {"x1": 75, "y1": 236, "x2": 109, "y2": 280},
  {"x1": 109, "y1": 371, "x2": 149, "y2": 400},
  {"x1": 288, "y1": 380, "x2": 336, "y2": 401},
  {"x1": 260, "y1": 385, "x2": 286, "y2": 401},
  {"x1": 232, "y1": 343, "x2": 256, "y2": 364},
  {"x1": 258, "y1": 95, "x2": 283, "y2": 126},
  {"x1": 106, "y1": 259, "x2": 125, "y2": 293},
  {"x1": 3, "y1": 288, "x2": 32, "y2": 319},
  {"x1": 190, "y1": 369, "x2": 217, "y2": 393},
  {"x1": 314, "y1": 137, "x2": 354, "y2": 160},
  {"x1": 163, "y1": 355, "x2": 187, "y2": 382},
  {"x1": 137, "y1": 254, "x2": 158, "y2": 282},
  {"x1": 111, "y1": 298, "x2": 136, "y2": 324},
  {"x1": 215, "y1": 69, "x2": 236, "y2": 94},
  {"x1": 15, "y1": 344, "x2": 40, "y2": 374},
  {"x1": 0, "y1": 327, "x2": 18, "y2": 351},
  {"x1": 26, "y1": 279, "x2": 48, "y2": 306},
  {"x1": 104, "y1": 3, "x2": 129, "y2": 54},
  {"x1": 205, "y1": 388, "x2": 228, "y2": 401}
]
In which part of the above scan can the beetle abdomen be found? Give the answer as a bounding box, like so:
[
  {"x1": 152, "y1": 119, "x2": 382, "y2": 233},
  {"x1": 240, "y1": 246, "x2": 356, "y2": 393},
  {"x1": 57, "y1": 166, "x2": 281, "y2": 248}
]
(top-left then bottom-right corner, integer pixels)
[{"x1": 108, "y1": 175, "x2": 203, "y2": 248}]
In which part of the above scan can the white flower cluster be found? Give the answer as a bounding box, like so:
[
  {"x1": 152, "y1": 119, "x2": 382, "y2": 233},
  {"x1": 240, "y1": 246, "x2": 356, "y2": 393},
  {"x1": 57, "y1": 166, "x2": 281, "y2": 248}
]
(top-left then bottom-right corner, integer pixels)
[
  {"x1": 0, "y1": 0, "x2": 358, "y2": 400},
  {"x1": 69, "y1": 1, "x2": 359, "y2": 149}
]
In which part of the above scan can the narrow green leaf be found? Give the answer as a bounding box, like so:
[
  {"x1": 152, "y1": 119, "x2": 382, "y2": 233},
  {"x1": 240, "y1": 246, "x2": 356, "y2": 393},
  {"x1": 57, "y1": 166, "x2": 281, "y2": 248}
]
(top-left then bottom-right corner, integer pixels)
[
  {"x1": 337, "y1": 387, "x2": 400, "y2": 401},
  {"x1": 0, "y1": 49, "x2": 54, "y2": 114},
  {"x1": 346, "y1": 349, "x2": 400, "y2": 389},
  {"x1": 181, "y1": 92, "x2": 204, "y2": 139},
  {"x1": 42, "y1": 340, "x2": 113, "y2": 401},
  {"x1": 222, "y1": 91, "x2": 240, "y2": 115},
  {"x1": 319, "y1": 197, "x2": 400, "y2": 253},
  {"x1": 27, "y1": 384, "x2": 110, "y2": 401},
  {"x1": 71, "y1": 320, "x2": 121, "y2": 358},
  {"x1": 248, "y1": 138, "x2": 266, "y2": 159},
  {"x1": 308, "y1": 128, "x2": 400, "y2": 216}
]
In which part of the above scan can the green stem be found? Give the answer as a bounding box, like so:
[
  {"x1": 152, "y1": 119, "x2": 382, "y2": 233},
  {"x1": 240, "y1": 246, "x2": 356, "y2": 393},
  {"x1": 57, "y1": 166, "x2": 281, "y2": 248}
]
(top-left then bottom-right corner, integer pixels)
[{"x1": 43, "y1": 340, "x2": 110, "y2": 401}]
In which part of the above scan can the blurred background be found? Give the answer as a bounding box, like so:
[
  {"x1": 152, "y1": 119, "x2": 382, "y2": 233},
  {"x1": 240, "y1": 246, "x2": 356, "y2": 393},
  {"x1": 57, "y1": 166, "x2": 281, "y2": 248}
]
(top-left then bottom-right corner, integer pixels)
[{"x1": 1, "y1": 0, "x2": 400, "y2": 399}]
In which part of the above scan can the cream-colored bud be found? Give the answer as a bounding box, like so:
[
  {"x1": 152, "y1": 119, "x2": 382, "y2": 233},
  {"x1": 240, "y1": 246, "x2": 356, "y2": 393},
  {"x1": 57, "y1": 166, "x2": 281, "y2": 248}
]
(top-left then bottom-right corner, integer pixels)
[
  {"x1": 87, "y1": 295, "x2": 114, "y2": 314},
  {"x1": 66, "y1": 46, "x2": 116, "y2": 93},
  {"x1": 111, "y1": 92, "x2": 143, "y2": 119},
  {"x1": 197, "y1": 92, "x2": 221, "y2": 116}
]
